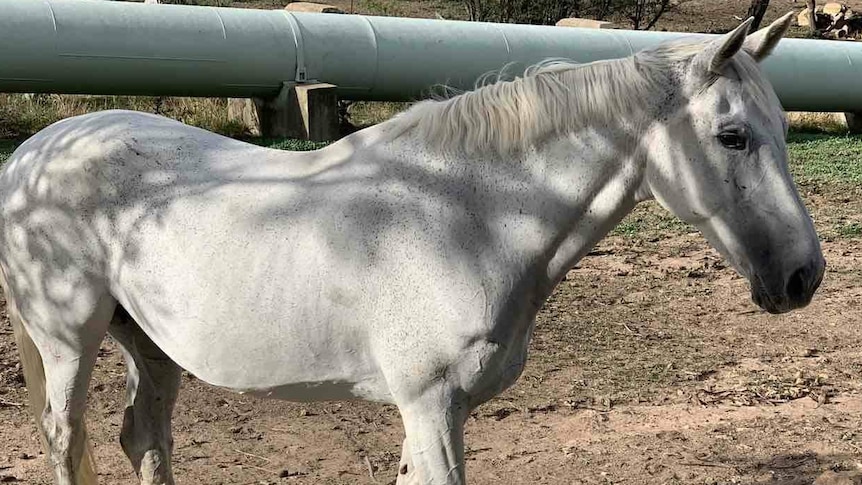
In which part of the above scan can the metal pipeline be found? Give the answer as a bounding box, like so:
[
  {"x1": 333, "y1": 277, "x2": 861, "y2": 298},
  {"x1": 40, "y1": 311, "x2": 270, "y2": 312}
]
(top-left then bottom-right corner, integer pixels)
[{"x1": 0, "y1": 0, "x2": 859, "y2": 111}]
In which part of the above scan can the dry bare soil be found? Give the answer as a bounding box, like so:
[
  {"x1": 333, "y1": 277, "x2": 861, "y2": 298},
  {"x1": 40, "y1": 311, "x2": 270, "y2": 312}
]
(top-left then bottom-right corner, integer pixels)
[{"x1": 260, "y1": 0, "x2": 862, "y2": 34}]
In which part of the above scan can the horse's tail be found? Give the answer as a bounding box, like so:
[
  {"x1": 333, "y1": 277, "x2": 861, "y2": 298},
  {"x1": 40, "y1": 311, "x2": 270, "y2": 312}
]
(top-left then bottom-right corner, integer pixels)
[{"x1": 7, "y1": 293, "x2": 98, "y2": 485}]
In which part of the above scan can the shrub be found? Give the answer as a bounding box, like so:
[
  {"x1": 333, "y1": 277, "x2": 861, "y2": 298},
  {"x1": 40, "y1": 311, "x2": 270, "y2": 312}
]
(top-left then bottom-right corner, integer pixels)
[{"x1": 458, "y1": 0, "x2": 676, "y2": 30}]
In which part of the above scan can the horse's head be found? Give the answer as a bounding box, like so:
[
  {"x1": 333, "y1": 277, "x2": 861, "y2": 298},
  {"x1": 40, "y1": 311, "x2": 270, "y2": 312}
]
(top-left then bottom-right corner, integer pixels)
[{"x1": 643, "y1": 14, "x2": 825, "y2": 314}]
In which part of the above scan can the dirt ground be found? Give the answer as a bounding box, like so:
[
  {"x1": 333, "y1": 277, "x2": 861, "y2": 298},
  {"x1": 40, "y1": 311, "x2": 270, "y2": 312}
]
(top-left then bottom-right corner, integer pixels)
[
  {"x1": 1, "y1": 186, "x2": 861, "y2": 485},
  {"x1": 656, "y1": 0, "x2": 862, "y2": 33},
  {"x1": 270, "y1": 0, "x2": 862, "y2": 34}
]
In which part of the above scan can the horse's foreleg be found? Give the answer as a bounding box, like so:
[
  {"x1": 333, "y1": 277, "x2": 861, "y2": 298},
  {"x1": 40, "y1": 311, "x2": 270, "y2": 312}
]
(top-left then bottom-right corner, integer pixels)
[
  {"x1": 396, "y1": 386, "x2": 469, "y2": 485},
  {"x1": 395, "y1": 438, "x2": 417, "y2": 484},
  {"x1": 108, "y1": 307, "x2": 181, "y2": 485}
]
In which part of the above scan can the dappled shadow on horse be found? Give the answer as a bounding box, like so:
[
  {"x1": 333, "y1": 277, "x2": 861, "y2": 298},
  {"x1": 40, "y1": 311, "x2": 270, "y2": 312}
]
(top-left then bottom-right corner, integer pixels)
[{"x1": 0, "y1": 13, "x2": 824, "y2": 485}]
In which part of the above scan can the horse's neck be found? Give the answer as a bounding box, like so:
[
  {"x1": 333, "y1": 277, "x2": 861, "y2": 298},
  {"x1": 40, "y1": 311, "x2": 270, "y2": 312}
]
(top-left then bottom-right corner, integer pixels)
[
  {"x1": 528, "y1": 131, "x2": 646, "y2": 286},
  {"x1": 378, "y1": 105, "x2": 645, "y2": 296},
  {"x1": 383, "y1": 125, "x2": 645, "y2": 293}
]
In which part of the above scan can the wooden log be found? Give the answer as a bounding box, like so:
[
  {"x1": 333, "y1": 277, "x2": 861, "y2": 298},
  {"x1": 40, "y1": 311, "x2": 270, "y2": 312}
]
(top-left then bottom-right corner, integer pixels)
[{"x1": 555, "y1": 18, "x2": 615, "y2": 29}]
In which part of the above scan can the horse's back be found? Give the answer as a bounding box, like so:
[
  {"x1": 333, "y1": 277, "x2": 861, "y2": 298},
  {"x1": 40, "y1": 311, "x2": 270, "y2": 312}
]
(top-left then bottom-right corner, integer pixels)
[
  {"x1": 1, "y1": 110, "x2": 239, "y2": 212},
  {"x1": 0, "y1": 110, "x2": 261, "y2": 301}
]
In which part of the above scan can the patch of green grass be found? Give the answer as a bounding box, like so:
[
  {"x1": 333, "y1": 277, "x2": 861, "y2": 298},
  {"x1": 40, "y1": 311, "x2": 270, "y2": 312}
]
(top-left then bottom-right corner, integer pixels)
[
  {"x1": 611, "y1": 202, "x2": 693, "y2": 240},
  {"x1": 787, "y1": 133, "x2": 862, "y2": 186},
  {"x1": 248, "y1": 138, "x2": 330, "y2": 151},
  {"x1": 0, "y1": 140, "x2": 20, "y2": 165},
  {"x1": 835, "y1": 222, "x2": 862, "y2": 239},
  {"x1": 612, "y1": 219, "x2": 641, "y2": 238}
]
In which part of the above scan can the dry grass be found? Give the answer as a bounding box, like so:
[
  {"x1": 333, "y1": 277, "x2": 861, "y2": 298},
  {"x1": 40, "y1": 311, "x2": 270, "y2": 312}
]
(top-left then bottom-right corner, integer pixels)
[
  {"x1": 0, "y1": 94, "x2": 249, "y2": 139},
  {"x1": 345, "y1": 101, "x2": 409, "y2": 128},
  {"x1": 0, "y1": 94, "x2": 413, "y2": 140}
]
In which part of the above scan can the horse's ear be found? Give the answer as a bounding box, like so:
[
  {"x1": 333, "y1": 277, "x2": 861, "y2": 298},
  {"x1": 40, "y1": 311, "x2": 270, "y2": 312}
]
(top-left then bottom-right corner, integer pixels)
[
  {"x1": 743, "y1": 12, "x2": 794, "y2": 62},
  {"x1": 695, "y1": 17, "x2": 754, "y2": 75}
]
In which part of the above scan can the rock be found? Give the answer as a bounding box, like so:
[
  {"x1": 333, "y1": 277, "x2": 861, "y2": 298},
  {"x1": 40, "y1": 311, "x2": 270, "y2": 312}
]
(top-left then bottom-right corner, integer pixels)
[
  {"x1": 813, "y1": 470, "x2": 862, "y2": 485},
  {"x1": 823, "y1": 3, "x2": 845, "y2": 16},
  {"x1": 798, "y1": 6, "x2": 823, "y2": 26},
  {"x1": 845, "y1": 112, "x2": 862, "y2": 133},
  {"x1": 555, "y1": 18, "x2": 615, "y2": 29},
  {"x1": 285, "y1": 2, "x2": 344, "y2": 14},
  {"x1": 786, "y1": 111, "x2": 849, "y2": 131}
]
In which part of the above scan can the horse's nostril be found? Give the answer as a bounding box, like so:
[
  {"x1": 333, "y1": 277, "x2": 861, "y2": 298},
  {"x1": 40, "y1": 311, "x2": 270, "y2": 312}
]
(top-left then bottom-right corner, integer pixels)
[{"x1": 786, "y1": 266, "x2": 807, "y2": 303}]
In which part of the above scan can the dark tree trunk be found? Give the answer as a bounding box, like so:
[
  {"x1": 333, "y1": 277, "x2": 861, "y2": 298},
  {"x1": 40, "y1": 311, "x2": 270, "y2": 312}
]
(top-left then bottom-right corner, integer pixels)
[
  {"x1": 643, "y1": 0, "x2": 671, "y2": 30},
  {"x1": 807, "y1": 0, "x2": 818, "y2": 35},
  {"x1": 747, "y1": 0, "x2": 770, "y2": 31}
]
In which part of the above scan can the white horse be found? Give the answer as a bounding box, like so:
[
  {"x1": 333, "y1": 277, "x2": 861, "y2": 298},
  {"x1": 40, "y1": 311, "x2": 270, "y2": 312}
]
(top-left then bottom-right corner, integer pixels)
[{"x1": 1, "y1": 14, "x2": 824, "y2": 485}]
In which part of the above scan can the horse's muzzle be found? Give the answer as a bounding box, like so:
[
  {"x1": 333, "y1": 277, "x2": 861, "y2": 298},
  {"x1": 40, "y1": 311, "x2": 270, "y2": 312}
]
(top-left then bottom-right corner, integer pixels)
[{"x1": 751, "y1": 257, "x2": 826, "y2": 314}]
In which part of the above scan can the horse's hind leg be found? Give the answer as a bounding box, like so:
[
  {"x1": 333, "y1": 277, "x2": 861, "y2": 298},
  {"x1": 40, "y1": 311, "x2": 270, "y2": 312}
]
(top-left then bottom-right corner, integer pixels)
[
  {"x1": 108, "y1": 306, "x2": 181, "y2": 485},
  {"x1": 6, "y1": 285, "x2": 115, "y2": 485}
]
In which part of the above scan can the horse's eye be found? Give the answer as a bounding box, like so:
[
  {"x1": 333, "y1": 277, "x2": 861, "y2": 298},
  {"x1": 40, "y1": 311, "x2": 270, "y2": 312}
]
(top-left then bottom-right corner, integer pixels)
[{"x1": 718, "y1": 131, "x2": 747, "y2": 150}]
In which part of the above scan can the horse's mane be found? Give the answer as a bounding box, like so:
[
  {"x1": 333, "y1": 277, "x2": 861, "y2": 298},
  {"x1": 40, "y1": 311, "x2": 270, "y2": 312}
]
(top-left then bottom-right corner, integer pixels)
[{"x1": 390, "y1": 39, "x2": 779, "y2": 155}]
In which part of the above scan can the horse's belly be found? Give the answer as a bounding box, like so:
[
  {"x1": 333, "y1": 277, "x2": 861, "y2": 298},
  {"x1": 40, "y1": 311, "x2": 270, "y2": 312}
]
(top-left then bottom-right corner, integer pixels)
[
  {"x1": 139, "y1": 320, "x2": 394, "y2": 403},
  {"x1": 108, "y1": 196, "x2": 398, "y2": 400}
]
